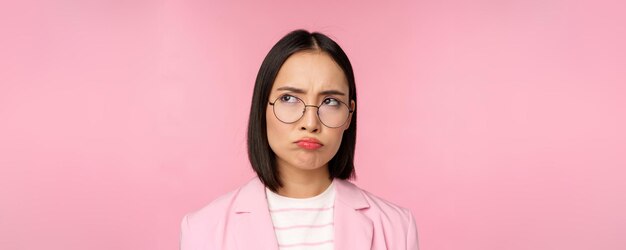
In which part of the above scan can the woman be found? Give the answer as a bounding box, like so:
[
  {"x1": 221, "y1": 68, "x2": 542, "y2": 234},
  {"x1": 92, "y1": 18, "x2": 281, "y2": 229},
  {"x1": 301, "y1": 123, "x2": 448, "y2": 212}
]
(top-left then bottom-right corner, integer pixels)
[{"x1": 180, "y1": 29, "x2": 419, "y2": 250}]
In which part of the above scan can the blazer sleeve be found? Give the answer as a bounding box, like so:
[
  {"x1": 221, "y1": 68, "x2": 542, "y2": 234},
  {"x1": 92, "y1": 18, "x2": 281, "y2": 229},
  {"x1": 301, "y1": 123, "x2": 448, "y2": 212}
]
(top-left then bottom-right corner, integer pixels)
[{"x1": 406, "y1": 210, "x2": 420, "y2": 250}]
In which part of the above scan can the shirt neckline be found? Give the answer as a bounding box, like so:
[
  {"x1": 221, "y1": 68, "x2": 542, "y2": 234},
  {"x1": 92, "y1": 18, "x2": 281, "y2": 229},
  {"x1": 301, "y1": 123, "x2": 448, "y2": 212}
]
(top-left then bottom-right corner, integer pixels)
[{"x1": 265, "y1": 180, "x2": 335, "y2": 202}]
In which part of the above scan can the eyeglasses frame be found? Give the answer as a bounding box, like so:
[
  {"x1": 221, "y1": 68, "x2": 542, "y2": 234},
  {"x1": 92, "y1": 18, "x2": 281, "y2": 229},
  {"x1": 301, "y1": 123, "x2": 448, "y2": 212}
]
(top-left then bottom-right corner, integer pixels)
[{"x1": 268, "y1": 94, "x2": 354, "y2": 128}]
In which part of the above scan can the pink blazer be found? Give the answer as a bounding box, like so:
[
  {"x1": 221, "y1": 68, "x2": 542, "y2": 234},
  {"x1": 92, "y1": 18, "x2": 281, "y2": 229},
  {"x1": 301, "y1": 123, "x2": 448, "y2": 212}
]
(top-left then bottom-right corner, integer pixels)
[{"x1": 180, "y1": 177, "x2": 419, "y2": 250}]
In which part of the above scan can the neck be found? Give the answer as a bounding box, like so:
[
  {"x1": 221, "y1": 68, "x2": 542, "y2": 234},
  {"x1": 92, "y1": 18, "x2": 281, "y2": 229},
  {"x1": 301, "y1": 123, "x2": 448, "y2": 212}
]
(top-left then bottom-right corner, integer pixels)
[{"x1": 276, "y1": 162, "x2": 332, "y2": 198}]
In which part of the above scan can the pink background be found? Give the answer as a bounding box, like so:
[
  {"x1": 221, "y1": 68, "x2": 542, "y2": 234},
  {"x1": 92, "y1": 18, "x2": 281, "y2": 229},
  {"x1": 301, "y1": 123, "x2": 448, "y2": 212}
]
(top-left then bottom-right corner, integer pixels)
[{"x1": 1, "y1": 0, "x2": 625, "y2": 249}]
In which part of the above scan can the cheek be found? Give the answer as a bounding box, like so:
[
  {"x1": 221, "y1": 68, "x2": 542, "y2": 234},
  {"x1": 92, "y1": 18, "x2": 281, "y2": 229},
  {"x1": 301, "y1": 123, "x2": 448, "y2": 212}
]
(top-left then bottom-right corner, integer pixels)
[
  {"x1": 266, "y1": 108, "x2": 285, "y2": 150},
  {"x1": 319, "y1": 130, "x2": 344, "y2": 158},
  {"x1": 329, "y1": 131, "x2": 344, "y2": 151}
]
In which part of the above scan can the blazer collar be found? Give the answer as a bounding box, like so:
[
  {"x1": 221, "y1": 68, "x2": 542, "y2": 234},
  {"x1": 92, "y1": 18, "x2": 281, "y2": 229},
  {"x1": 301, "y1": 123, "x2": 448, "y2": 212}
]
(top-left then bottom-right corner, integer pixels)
[{"x1": 232, "y1": 176, "x2": 374, "y2": 250}]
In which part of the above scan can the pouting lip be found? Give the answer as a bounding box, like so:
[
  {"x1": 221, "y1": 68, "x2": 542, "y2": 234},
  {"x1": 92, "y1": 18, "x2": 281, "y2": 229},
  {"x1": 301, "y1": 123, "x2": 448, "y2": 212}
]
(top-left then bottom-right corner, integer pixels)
[{"x1": 294, "y1": 137, "x2": 323, "y2": 146}]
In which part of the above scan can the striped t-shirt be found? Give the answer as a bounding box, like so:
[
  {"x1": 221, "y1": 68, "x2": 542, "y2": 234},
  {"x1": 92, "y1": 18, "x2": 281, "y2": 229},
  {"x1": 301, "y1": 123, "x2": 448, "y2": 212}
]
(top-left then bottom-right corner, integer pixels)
[{"x1": 265, "y1": 181, "x2": 336, "y2": 250}]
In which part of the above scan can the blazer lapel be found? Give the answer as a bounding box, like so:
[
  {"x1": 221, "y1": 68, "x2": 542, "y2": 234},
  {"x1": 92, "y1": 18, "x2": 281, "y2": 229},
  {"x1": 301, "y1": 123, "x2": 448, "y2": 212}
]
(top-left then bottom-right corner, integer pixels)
[
  {"x1": 232, "y1": 177, "x2": 279, "y2": 250},
  {"x1": 230, "y1": 177, "x2": 374, "y2": 250},
  {"x1": 334, "y1": 179, "x2": 374, "y2": 249}
]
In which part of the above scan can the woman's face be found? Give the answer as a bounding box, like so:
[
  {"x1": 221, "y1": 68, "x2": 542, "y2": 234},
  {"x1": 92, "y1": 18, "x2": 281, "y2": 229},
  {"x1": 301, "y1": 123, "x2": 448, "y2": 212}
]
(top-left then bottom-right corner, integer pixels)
[{"x1": 266, "y1": 51, "x2": 355, "y2": 174}]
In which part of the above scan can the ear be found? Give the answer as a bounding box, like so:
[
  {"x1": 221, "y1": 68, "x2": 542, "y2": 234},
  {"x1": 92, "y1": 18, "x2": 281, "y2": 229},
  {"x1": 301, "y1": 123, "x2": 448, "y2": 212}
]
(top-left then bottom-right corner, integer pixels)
[{"x1": 344, "y1": 100, "x2": 356, "y2": 131}]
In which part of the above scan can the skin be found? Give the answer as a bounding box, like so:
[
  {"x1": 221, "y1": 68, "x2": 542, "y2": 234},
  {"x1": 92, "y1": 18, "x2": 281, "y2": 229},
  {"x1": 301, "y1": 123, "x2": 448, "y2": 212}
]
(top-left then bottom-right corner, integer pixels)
[{"x1": 266, "y1": 50, "x2": 356, "y2": 198}]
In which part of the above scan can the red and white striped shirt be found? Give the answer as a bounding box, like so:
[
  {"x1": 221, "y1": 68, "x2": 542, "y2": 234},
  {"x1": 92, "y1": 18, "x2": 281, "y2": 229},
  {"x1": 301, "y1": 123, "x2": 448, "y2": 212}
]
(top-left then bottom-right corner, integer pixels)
[{"x1": 265, "y1": 181, "x2": 336, "y2": 250}]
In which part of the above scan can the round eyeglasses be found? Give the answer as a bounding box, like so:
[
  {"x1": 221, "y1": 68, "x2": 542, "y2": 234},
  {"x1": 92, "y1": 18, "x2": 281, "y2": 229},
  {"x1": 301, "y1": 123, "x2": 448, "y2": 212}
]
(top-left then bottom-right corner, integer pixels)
[{"x1": 268, "y1": 94, "x2": 353, "y2": 128}]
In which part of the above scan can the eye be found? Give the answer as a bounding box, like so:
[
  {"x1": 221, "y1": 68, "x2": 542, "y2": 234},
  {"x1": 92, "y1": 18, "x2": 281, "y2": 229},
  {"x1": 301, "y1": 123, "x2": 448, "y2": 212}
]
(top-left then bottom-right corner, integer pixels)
[
  {"x1": 279, "y1": 94, "x2": 299, "y2": 103},
  {"x1": 323, "y1": 98, "x2": 340, "y2": 106}
]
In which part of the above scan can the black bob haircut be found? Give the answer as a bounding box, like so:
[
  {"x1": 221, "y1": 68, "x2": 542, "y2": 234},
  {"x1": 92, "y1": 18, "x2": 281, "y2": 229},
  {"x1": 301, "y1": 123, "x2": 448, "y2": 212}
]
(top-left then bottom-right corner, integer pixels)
[{"x1": 247, "y1": 29, "x2": 358, "y2": 192}]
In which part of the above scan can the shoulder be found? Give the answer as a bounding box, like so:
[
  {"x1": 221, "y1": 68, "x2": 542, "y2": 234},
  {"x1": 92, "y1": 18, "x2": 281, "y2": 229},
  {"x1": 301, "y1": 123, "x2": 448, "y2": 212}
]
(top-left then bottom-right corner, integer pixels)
[
  {"x1": 364, "y1": 186, "x2": 414, "y2": 222},
  {"x1": 180, "y1": 180, "x2": 248, "y2": 236},
  {"x1": 338, "y1": 179, "x2": 416, "y2": 230},
  {"x1": 339, "y1": 180, "x2": 419, "y2": 248},
  {"x1": 184, "y1": 190, "x2": 236, "y2": 224},
  {"x1": 180, "y1": 177, "x2": 269, "y2": 249},
  {"x1": 340, "y1": 179, "x2": 413, "y2": 215}
]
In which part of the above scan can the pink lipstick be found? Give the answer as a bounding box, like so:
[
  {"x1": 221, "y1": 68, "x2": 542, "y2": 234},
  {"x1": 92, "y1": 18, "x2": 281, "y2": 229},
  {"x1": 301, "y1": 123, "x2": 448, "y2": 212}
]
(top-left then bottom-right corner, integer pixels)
[{"x1": 295, "y1": 138, "x2": 323, "y2": 150}]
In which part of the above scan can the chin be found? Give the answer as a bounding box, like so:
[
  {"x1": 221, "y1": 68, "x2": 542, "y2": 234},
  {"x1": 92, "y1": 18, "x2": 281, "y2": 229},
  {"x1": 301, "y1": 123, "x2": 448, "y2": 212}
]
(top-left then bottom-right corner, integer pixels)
[{"x1": 289, "y1": 159, "x2": 327, "y2": 171}]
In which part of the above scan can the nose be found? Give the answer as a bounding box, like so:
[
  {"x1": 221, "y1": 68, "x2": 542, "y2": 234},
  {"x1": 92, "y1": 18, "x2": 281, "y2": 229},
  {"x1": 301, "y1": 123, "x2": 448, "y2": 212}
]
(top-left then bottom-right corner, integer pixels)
[{"x1": 300, "y1": 105, "x2": 321, "y2": 132}]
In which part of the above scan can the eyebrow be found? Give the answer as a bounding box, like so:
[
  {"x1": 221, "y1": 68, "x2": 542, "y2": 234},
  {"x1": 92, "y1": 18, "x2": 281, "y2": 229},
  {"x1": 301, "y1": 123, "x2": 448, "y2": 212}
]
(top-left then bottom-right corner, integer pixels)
[{"x1": 275, "y1": 86, "x2": 346, "y2": 96}]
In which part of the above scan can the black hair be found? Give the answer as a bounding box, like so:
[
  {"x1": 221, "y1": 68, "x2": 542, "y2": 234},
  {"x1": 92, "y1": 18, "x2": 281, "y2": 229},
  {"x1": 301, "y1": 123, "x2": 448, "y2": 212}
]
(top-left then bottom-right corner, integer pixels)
[{"x1": 247, "y1": 29, "x2": 358, "y2": 192}]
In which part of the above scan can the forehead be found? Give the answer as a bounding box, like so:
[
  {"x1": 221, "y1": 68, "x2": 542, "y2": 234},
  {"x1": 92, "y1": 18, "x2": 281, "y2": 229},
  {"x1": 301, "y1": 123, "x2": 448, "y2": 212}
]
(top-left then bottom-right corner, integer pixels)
[{"x1": 272, "y1": 51, "x2": 349, "y2": 93}]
